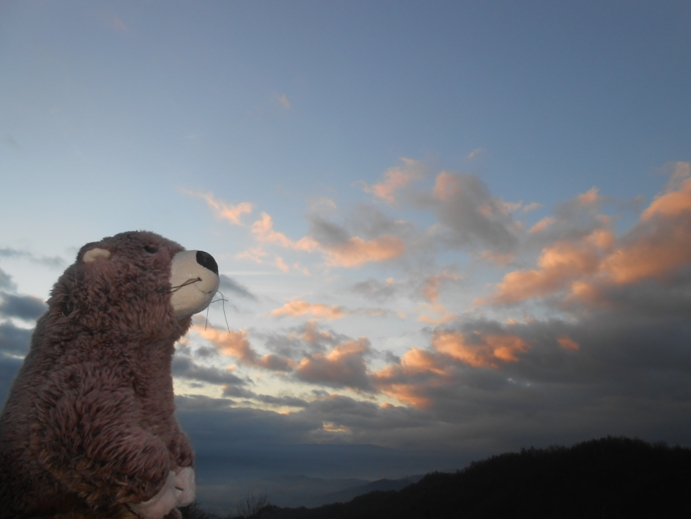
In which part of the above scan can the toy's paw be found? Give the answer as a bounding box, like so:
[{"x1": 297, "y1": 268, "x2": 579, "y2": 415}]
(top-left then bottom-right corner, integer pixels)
[
  {"x1": 130, "y1": 471, "x2": 178, "y2": 519},
  {"x1": 174, "y1": 466, "x2": 196, "y2": 507},
  {"x1": 175, "y1": 467, "x2": 197, "y2": 506}
]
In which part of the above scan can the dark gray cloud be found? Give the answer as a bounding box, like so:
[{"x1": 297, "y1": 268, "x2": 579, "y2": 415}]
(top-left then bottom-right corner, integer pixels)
[
  {"x1": 307, "y1": 216, "x2": 351, "y2": 247},
  {"x1": 0, "y1": 293, "x2": 47, "y2": 321},
  {"x1": 219, "y1": 275, "x2": 258, "y2": 301},
  {"x1": 417, "y1": 172, "x2": 519, "y2": 254},
  {"x1": 346, "y1": 204, "x2": 416, "y2": 241},
  {"x1": 221, "y1": 385, "x2": 309, "y2": 408},
  {"x1": 294, "y1": 338, "x2": 375, "y2": 392},
  {"x1": 0, "y1": 356, "x2": 23, "y2": 409},
  {"x1": 0, "y1": 247, "x2": 65, "y2": 268},
  {"x1": 0, "y1": 321, "x2": 32, "y2": 357},
  {"x1": 365, "y1": 309, "x2": 691, "y2": 452},
  {"x1": 0, "y1": 268, "x2": 15, "y2": 291},
  {"x1": 350, "y1": 278, "x2": 398, "y2": 302},
  {"x1": 260, "y1": 322, "x2": 349, "y2": 359},
  {"x1": 172, "y1": 355, "x2": 246, "y2": 387}
]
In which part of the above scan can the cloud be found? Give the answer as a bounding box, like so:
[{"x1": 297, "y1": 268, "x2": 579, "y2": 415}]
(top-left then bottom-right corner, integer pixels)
[
  {"x1": 194, "y1": 325, "x2": 294, "y2": 371},
  {"x1": 0, "y1": 321, "x2": 32, "y2": 357},
  {"x1": 0, "y1": 248, "x2": 65, "y2": 268},
  {"x1": 422, "y1": 172, "x2": 519, "y2": 254},
  {"x1": 323, "y1": 235, "x2": 406, "y2": 267},
  {"x1": 241, "y1": 210, "x2": 407, "y2": 269},
  {"x1": 420, "y1": 272, "x2": 461, "y2": 303},
  {"x1": 481, "y1": 164, "x2": 691, "y2": 308},
  {"x1": 219, "y1": 275, "x2": 258, "y2": 301},
  {"x1": 295, "y1": 338, "x2": 374, "y2": 392},
  {"x1": 432, "y1": 329, "x2": 529, "y2": 368},
  {"x1": 172, "y1": 355, "x2": 246, "y2": 387},
  {"x1": 306, "y1": 215, "x2": 406, "y2": 267},
  {"x1": 359, "y1": 158, "x2": 427, "y2": 203},
  {"x1": 275, "y1": 93, "x2": 291, "y2": 110},
  {"x1": 577, "y1": 187, "x2": 600, "y2": 206},
  {"x1": 480, "y1": 228, "x2": 614, "y2": 305},
  {"x1": 270, "y1": 301, "x2": 346, "y2": 320},
  {"x1": 112, "y1": 16, "x2": 128, "y2": 32},
  {"x1": 251, "y1": 212, "x2": 318, "y2": 250},
  {"x1": 466, "y1": 148, "x2": 484, "y2": 161},
  {"x1": 528, "y1": 216, "x2": 555, "y2": 234},
  {"x1": 350, "y1": 278, "x2": 398, "y2": 303},
  {"x1": 0, "y1": 355, "x2": 23, "y2": 409},
  {"x1": 260, "y1": 322, "x2": 350, "y2": 362},
  {"x1": 0, "y1": 293, "x2": 47, "y2": 321},
  {"x1": 269, "y1": 301, "x2": 400, "y2": 322},
  {"x1": 0, "y1": 268, "x2": 16, "y2": 291},
  {"x1": 181, "y1": 189, "x2": 254, "y2": 225}
]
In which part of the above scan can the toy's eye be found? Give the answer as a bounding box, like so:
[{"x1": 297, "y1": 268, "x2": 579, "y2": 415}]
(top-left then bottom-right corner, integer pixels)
[{"x1": 144, "y1": 245, "x2": 158, "y2": 254}]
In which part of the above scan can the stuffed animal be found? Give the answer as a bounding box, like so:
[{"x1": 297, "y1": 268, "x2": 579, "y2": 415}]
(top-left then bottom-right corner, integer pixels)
[{"x1": 0, "y1": 231, "x2": 220, "y2": 519}]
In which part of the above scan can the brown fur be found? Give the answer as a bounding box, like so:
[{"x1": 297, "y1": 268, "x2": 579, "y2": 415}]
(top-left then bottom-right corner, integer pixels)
[{"x1": 0, "y1": 232, "x2": 195, "y2": 518}]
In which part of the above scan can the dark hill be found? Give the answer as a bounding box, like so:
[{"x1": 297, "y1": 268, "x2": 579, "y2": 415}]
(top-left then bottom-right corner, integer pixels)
[{"x1": 184, "y1": 436, "x2": 691, "y2": 519}]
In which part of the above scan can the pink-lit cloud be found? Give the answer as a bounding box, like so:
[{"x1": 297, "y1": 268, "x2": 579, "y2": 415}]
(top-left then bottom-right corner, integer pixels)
[
  {"x1": 480, "y1": 228, "x2": 614, "y2": 305},
  {"x1": 480, "y1": 163, "x2": 691, "y2": 307},
  {"x1": 359, "y1": 158, "x2": 427, "y2": 203},
  {"x1": 295, "y1": 338, "x2": 373, "y2": 391},
  {"x1": 194, "y1": 325, "x2": 294, "y2": 371},
  {"x1": 427, "y1": 171, "x2": 519, "y2": 254},
  {"x1": 323, "y1": 235, "x2": 406, "y2": 267},
  {"x1": 181, "y1": 189, "x2": 254, "y2": 225},
  {"x1": 432, "y1": 330, "x2": 529, "y2": 368},
  {"x1": 270, "y1": 301, "x2": 347, "y2": 320}
]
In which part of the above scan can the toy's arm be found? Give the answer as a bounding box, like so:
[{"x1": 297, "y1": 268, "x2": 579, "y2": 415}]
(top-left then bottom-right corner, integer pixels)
[{"x1": 31, "y1": 364, "x2": 178, "y2": 515}]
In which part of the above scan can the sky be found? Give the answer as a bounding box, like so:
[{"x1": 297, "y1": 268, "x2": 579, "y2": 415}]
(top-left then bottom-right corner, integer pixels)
[{"x1": 1, "y1": 0, "x2": 691, "y2": 510}]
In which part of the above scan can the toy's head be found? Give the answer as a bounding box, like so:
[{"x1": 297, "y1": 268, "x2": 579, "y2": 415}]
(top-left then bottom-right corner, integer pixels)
[{"x1": 50, "y1": 231, "x2": 220, "y2": 339}]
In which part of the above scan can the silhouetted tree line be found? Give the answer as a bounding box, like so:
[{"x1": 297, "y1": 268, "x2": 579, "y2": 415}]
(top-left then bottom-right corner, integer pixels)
[{"x1": 182, "y1": 436, "x2": 691, "y2": 519}]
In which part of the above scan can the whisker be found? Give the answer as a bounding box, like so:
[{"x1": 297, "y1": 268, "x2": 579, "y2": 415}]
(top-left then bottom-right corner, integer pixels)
[
  {"x1": 170, "y1": 277, "x2": 201, "y2": 293},
  {"x1": 205, "y1": 290, "x2": 231, "y2": 332}
]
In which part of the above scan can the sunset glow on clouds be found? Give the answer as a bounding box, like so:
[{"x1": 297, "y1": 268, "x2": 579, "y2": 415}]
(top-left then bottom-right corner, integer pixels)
[
  {"x1": 159, "y1": 160, "x2": 691, "y2": 429},
  {"x1": 2, "y1": 2, "x2": 691, "y2": 493}
]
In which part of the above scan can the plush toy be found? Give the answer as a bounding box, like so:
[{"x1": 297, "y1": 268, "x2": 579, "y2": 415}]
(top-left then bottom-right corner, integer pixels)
[{"x1": 0, "y1": 231, "x2": 220, "y2": 519}]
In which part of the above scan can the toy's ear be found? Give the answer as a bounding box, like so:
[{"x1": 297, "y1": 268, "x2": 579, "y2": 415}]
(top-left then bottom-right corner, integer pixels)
[{"x1": 83, "y1": 247, "x2": 111, "y2": 263}]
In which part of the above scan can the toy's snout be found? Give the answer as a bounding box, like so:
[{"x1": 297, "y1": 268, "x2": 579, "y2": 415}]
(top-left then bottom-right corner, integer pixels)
[{"x1": 169, "y1": 250, "x2": 221, "y2": 319}]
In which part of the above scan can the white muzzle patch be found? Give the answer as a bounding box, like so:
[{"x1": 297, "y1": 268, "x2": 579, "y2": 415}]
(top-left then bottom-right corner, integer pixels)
[{"x1": 169, "y1": 250, "x2": 220, "y2": 319}]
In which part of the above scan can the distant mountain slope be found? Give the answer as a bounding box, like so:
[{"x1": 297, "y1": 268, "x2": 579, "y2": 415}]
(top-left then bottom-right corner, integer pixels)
[
  {"x1": 310, "y1": 475, "x2": 423, "y2": 507},
  {"x1": 216, "y1": 437, "x2": 691, "y2": 519}
]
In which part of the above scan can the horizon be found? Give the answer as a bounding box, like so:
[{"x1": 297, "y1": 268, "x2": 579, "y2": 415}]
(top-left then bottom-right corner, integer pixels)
[{"x1": 1, "y1": 1, "x2": 691, "y2": 513}]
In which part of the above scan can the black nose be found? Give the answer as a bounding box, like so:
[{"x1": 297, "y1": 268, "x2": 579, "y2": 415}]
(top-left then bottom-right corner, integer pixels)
[{"x1": 196, "y1": 251, "x2": 218, "y2": 275}]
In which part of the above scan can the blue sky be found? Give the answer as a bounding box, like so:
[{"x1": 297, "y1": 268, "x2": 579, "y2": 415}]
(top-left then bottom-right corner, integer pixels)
[{"x1": 2, "y1": 0, "x2": 691, "y2": 510}]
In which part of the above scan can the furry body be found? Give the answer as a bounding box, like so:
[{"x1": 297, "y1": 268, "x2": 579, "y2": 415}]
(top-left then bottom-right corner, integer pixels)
[{"x1": 0, "y1": 232, "x2": 206, "y2": 518}]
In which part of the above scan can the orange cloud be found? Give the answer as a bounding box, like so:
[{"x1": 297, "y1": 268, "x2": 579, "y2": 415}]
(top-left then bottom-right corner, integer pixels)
[
  {"x1": 270, "y1": 300, "x2": 347, "y2": 320},
  {"x1": 194, "y1": 325, "x2": 294, "y2": 371},
  {"x1": 641, "y1": 172, "x2": 691, "y2": 222},
  {"x1": 481, "y1": 164, "x2": 691, "y2": 307},
  {"x1": 181, "y1": 189, "x2": 254, "y2": 225},
  {"x1": 275, "y1": 256, "x2": 290, "y2": 272},
  {"x1": 370, "y1": 348, "x2": 449, "y2": 408},
  {"x1": 301, "y1": 321, "x2": 333, "y2": 344},
  {"x1": 323, "y1": 235, "x2": 406, "y2": 267},
  {"x1": 528, "y1": 216, "x2": 555, "y2": 234},
  {"x1": 577, "y1": 187, "x2": 600, "y2": 206},
  {"x1": 360, "y1": 158, "x2": 426, "y2": 202},
  {"x1": 557, "y1": 336, "x2": 580, "y2": 351},
  {"x1": 420, "y1": 272, "x2": 461, "y2": 303},
  {"x1": 247, "y1": 211, "x2": 405, "y2": 268},
  {"x1": 432, "y1": 330, "x2": 529, "y2": 368},
  {"x1": 295, "y1": 338, "x2": 372, "y2": 391},
  {"x1": 417, "y1": 302, "x2": 456, "y2": 324},
  {"x1": 251, "y1": 212, "x2": 318, "y2": 250},
  {"x1": 481, "y1": 229, "x2": 613, "y2": 305},
  {"x1": 433, "y1": 172, "x2": 460, "y2": 201}
]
